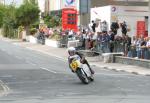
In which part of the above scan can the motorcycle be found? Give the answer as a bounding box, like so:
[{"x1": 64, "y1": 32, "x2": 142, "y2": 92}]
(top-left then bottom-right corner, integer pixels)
[{"x1": 69, "y1": 55, "x2": 94, "y2": 84}]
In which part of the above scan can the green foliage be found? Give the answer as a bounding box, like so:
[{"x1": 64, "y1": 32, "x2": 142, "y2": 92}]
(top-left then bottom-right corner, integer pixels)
[
  {"x1": 30, "y1": 28, "x2": 37, "y2": 35},
  {"x1": 30, "y1": 20, "x2": 40, "y2": 29},
  {"x1": 0, "y1": 4, "x2": 5, "y2": 28},
  {"x1": 43, "y1": 15, "x2": 62, "y2": 28},
  {"x1": 49, "y1": 31, "x2": 62, "y2": 41},
  {"x1": 1, "y1": 5, "x2": 18, "y2": 38},
  {"x1": 23, "y1": 0, "x2": 37, "y2": 5},
  {"x1": 18, "y1": 26, "x2": 24, "y2": 33},
  {"x1": 16, "y1": 2, "x2": 40, "y2": 27}
]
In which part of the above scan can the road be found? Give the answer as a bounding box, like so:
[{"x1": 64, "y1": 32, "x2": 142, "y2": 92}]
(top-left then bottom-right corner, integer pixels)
[{"x1": 0, "y1": 40, "x2": 150, "y2": 103}]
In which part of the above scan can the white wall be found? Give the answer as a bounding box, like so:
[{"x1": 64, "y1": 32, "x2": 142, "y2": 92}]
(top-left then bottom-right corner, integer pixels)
[
  {"x1": 91, "y1": 5, "x2": 149, "y2": 37},
  {"x1": 91, "y1": 6, "x2": 111, "y2": 30},
  {"x1": 117, "y1": 16, "x2": 145, "y2": 37},
  {"x1": 111, "y1": 5, "x2": 148, "y2": 37}
]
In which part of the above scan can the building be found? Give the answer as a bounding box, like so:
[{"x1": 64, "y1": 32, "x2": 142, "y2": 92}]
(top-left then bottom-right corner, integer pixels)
[
  {"x1": 0, "y1": 0, "x2": 4, "y2": 4},
  {"x1": 44, "y1": 0, "x2": 90, "y2": 26},
  {"x1": 39, "y1": 0, "x2": 150, "y2": 36}
]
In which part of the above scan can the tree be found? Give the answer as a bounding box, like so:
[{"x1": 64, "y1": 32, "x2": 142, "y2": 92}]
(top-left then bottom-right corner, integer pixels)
[
  {"x1": 16, "y1": 2, "x2": 40, "y2": 35},
  {"x1": 0, "y1": 4, "x2": 5, "y2": 28},
  {"x1": 43, "y1": 15, "x2": 62, "y2": 28},
  {"x1": 1, "y1": 4, "x2": 18, "y2": 38},
  {"x1": 23, "y1": 0, "x2": 37, "y2": 5}
]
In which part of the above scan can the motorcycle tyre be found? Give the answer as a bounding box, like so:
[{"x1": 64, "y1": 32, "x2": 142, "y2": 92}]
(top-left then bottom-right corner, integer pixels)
[{"x1": 76, "y1": 68, "x2": 89, "y2": 84}]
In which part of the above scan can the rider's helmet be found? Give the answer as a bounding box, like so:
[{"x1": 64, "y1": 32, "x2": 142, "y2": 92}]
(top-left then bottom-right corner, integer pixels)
[{"x1": 68, "y1": 47, "x2": 76, "y2": 56}]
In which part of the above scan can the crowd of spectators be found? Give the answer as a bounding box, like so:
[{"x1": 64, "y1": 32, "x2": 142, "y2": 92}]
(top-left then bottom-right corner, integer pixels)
[
  {"x1": 64, "y1": 20, "x2": 150, "y2": 60},
  {"x1": 35, "y1": 20, "x2": 150, "y2": 60}
]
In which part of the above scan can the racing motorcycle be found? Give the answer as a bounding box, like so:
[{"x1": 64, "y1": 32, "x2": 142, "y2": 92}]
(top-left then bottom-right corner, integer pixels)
[{"x1": 69, "y1": 55, "x2": 94, "y2": 84}]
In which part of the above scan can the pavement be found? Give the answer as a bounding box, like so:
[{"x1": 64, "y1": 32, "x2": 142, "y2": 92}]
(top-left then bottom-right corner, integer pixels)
[{"x1": 1, "y1": 36, "x2": 150, "y2": 77}]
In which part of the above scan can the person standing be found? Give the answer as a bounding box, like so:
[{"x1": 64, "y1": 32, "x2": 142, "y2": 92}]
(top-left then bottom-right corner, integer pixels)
[
  {"x1": 100, "y1": 32, "x2": 110, "y2": 53},
  {"x1": 101, "y1": 20, "x2": 108, "y2": 33},
  {"x1": 121, "y1": 21, "x2": 127, "y2": 36},
  {"x1": 108, "y1": 30, "x2": 115, "y2": 53},
  {"x1": 145, "y1": 37, "x2": 150, "y2": 59},
  {"x1": 81, "y1": 29, "x2": 87, "y2": 49},
  {"x1": 91, "y1": 20, "x2": 96, "y2": 33},
  {"x1": 111, "y1": 20, "x2": 119, "y2": 35},
  {"x1": 96, "y1": 19, "x2": 102, "y2": 33}
]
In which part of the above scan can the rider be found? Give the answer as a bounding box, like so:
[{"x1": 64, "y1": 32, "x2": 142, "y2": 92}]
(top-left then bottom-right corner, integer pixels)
[{"x1": 68, "y1": 47, "x2": 94, "y2": 74}]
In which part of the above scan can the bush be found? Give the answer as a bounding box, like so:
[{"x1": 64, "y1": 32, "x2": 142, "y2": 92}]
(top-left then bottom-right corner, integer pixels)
[
  {"x1": 49, "y1": 31, "x2": 62, "y2": 41},
  {"x1": 30, "y1": 28, "x2": 37, "y2": 35}
]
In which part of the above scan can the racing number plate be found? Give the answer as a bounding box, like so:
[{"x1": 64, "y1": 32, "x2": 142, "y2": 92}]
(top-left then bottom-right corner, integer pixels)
[{"x1": 70, "y1": 60, "x2": 80, "y2": 71}]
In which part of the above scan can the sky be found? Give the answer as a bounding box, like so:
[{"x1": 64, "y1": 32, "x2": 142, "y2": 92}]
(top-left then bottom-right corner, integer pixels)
[{"x1": 5, "y1": 0, "x2": 23, "y2": 6}]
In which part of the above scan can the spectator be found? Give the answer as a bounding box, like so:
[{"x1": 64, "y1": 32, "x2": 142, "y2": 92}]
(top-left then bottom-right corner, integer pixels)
[
  {"x1": 131, "y1": 36, "x2": 138, "y2": 57},
  {"x1": 121, "y1": 21, "x2": 127, "y2": 36},
  {"x1": 101, "y1": 20, "x2": 108, "y2": 33},
  {"x1": 91, "y1": 20, "x2": 96, "y2": 33},
  {"x1": 136, "y1": 35, "x2": 144, "y2": 59},
  {"x1": 111, "y1": 20, "x2": 119, "y2": 35},
  {"x1": 145, "y1": 37, "x2": 150, "y2": 59},
  {"x1": 125, "y1": 35, "x2": 131, "y2": 57},
  {"x1": 96, "y1": 19, "x2": 102, "y2": 33},
  {"x1": 85, "y1": 32, "x2": 93, "y2": 49},
  {"x1": 108, "y1": 30, "x2": 115, "y2": 52},
  {"x1": 81, "y1": 29, "x2": 87, "y2": 49},
  {"x1": 91, "y1": 32, "x2": 97, "y2": 51},
  {"x1": 99, "y1": 32, "x2": 110, "y2": 53},
  {"x1": 140, "y1": 37, "x2": 147, "y2": 59},
  {"x1": 97, "y1": 32, "x2": 102, "y2": 53},
  {"x1": 68, "y1": 29, "x2": 74, "y2": 40}
]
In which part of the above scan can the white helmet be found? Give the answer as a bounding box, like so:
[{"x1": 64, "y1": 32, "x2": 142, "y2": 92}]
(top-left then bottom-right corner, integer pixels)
[{"x1": 68, "y1": 47, "x2": 76, "y2": 52}]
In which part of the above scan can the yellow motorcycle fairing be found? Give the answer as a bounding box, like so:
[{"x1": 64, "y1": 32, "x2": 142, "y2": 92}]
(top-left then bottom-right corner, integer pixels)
[{"x1": 70, "y1": 60, "x2": 81, "y2": 72}]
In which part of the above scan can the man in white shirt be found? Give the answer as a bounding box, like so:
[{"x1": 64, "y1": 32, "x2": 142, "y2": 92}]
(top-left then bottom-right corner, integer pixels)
[
  {"x1": 145, "y1": 37, "x2": 150, "y2": 59},
  {"x1": 146, "y1": 37, "x2": 150, "y2": 47},
  {"x1": 96, "y1": 19, "x2": 102, "y2": 33}
]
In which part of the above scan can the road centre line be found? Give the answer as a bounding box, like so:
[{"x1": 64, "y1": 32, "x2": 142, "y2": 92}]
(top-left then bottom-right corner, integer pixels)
[
  {"x1": 15, "y1": 56, "x2": 22, "y2": 60},
  {"x1": 40, "y1": 67, "x2": 57, "y2": 74},
  {"x1": 25, "y1": 60, "x2": 36, "y2": 66}
]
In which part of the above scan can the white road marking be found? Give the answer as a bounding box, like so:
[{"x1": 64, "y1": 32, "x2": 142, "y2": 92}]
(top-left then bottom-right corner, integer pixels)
[
  {"x1": 13, "y1": 42, "x2": 21, "y2": 45},
  {"x1": 25, "y1": 47, "x2": 67, "y2": 62},
  {"x1": 25, "y1": 61, "x2": 36, "y2": 66},
  {"x1": 40, "y1": 67, "x2": 57, "y2": 74},
  {"x1": 15, "y1": 56, "x2": 22, "y2": 60},
  {"x1": 95, "y1": 72, "x2": 133, "y2": 76},
  {"x1": 0, "y1": 80, "x2": 10, "y2": 96}
]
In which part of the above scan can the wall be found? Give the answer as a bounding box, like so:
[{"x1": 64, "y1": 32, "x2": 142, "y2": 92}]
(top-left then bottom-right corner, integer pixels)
[
  {"x1": 111, "y1": 6, "x2": 148, "y2": 37},
  {"x1": 91, "y1": 6, "x2": 111, "y2": 30},
  {"x1": 91, "y1": 0, "x2": 148, "y2": 7},
  {"x1": 91, "y1": 5, "x2": 148, "y2": 37},
  {"x1": 115, "y1": 56, "x2": 150, "y2": 68}
]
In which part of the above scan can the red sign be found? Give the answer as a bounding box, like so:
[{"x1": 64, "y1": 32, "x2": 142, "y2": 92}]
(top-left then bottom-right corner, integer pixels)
[
  {"x1": 62, "y1": 8, "x2": 78, "y2": 32},
  {"x1": 137, "y1": 21, "x2": 146, "y2": 37}
]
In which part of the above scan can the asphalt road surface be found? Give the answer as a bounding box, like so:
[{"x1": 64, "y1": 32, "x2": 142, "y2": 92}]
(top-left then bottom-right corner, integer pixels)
[{"x1": 0, "y1": 40, "x2": 150, "y2": 103}]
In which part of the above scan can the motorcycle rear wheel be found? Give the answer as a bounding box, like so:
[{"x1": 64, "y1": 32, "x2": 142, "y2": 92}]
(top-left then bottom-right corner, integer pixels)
[{"x1": 76, "y1": 68, "x2": 89, "y2": 84}]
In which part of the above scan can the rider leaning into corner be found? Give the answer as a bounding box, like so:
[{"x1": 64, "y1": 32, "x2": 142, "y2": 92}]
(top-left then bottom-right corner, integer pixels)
[{"x1": 67, "y1": 47, "x2": 95, "y2": 74}]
